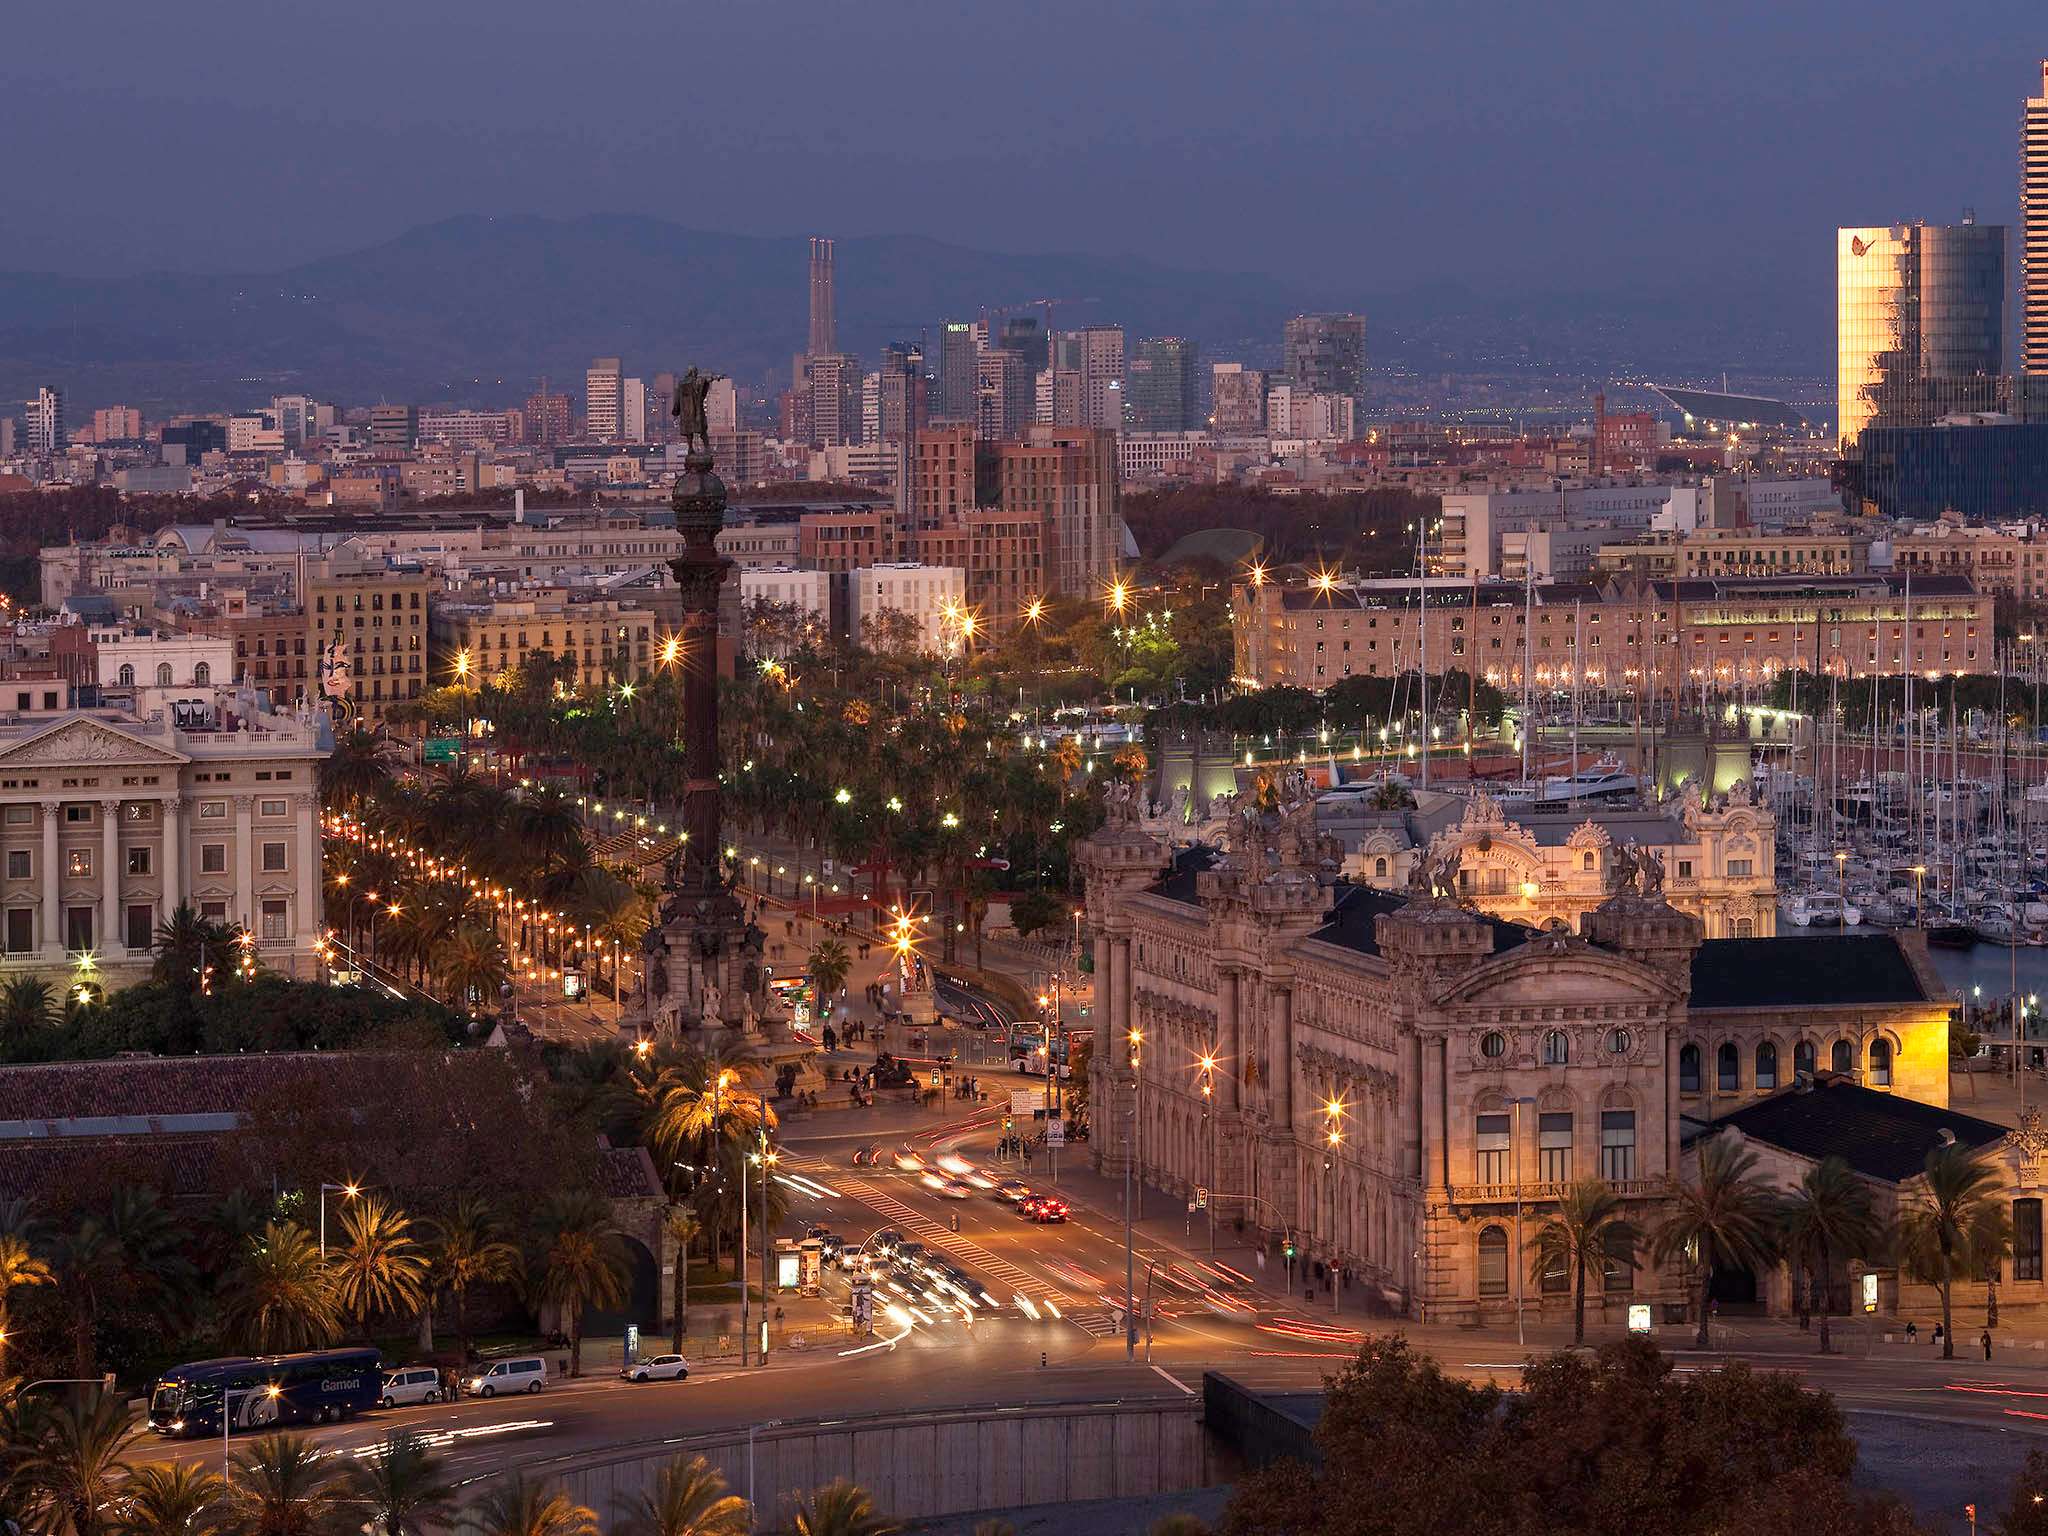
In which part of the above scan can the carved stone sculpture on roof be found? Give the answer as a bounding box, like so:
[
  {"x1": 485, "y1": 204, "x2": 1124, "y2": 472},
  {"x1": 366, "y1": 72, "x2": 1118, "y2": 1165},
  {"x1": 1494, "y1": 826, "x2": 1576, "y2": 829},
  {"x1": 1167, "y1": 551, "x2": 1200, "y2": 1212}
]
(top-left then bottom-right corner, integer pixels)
[
  {"x1": 1606, "y1": 840, "x2": 1641, "y2": 898},
  {"x1": 1460, "y1": 788, "x2": 1507, "y2": 830},
  {"x1": 1565, "y1": 817, "x2": 1611, "y2": 852}
]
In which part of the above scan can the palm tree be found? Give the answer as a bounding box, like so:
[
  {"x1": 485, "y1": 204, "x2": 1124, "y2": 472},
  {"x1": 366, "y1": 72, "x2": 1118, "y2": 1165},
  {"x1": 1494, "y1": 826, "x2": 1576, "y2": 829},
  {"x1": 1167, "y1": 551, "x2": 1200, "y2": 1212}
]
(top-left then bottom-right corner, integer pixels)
[
  {"x1": 1777, "y1": 1155, "x2": 1882, "y2": 1328},
  {"x1": 322, "y1": 729, "x2": 393, "y2": 811},
  {"x1": 424, "y1": 1196, "x2": 523, "y2": 1359},
  {"x1": 1527, "y1": 1178, "x2": 1636, "y2": 1345},
  {"x1": 115, "y1": 1464, "x2": 228, "y2": 1536},
  {"x1": 461, "y1": 1476, "x2": 598, "y2": 1536},
  {"x1": 531, "y1": 1192, "x2": 630, "y2": 1378},
  {"x1": 330, "y1": 1197, "x2": 428, "y2": 1336},
  {"x1": 152, "y1": 904, "x2": 230, "y2": 993},
  {"x1": 665, "y1": 1207, "x2": 701, "y2": 1356},
  {"x1": 806, "y1": 939, "x2": 851, "y2": 1007},
  {"x1": 1898, "y1": 1141, "x2": 2013, "y2": 1359},
  {"x1": 784, "y1": 1481, "x2": 900, "y2": 1536},
  {"x1": 10, "y1": 1394, "x2": 141, "y2": 1536},
  {"x1": 220, "y1": 1221, "x2": 341, "y2": 1354},
  {"x1": 0, "y1": 976, "x2": 54, "y2": 1048},
  {"x1": 0, "y1": 1232, "x2": 52, "y2": 1372},
  {"x1": 228, "y1": 1434, "x2": 347, "y2": 1536},
  {"x1": 433, "y1": 923, "x2": 509, "y2": 1014},
  {"x1": 617, "y1": 1455, "x2": 749, "y2": 1536},
  {"x1": 333, "y1": 1431, "x2": 458, "y2": 1536},
  {"x1": 54, "y1": 1186, "x2": 196, "y2": 1375},
  {"x1": 1651, "y1": 1135, "x2": 1779, "y2": 1349}
]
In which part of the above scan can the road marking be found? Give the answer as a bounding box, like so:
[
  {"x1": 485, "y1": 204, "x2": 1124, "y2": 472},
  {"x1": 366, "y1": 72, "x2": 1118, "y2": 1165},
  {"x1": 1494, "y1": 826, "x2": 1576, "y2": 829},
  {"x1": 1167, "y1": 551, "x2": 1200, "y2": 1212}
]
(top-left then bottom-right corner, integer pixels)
[
  {"x1": 1068, "y1": 1311, "x2": 1117, "y2": 1338},
  {"x1": 1150, "y1": 1365, "x2": 1194, "y2": 1396},
  {"x1": 842, "y1": 1179, "x2": 1068, "y2": 1305}
]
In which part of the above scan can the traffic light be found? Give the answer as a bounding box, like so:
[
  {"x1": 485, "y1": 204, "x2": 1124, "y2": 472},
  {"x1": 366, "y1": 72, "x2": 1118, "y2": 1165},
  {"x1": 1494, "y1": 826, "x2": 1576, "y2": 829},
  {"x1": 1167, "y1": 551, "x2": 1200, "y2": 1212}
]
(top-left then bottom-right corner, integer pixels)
[
  {"x1": 1283, "y1": 1239, "x2": 1295, "y2": 1261},
  {"x1": 1003, "y1": 1115, "x2": 1013, "y2": 1132}
]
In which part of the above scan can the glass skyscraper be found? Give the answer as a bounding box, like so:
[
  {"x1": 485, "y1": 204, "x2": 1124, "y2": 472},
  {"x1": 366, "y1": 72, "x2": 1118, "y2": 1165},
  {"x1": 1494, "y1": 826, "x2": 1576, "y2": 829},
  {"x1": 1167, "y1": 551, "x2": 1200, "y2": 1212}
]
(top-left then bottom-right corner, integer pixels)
[
  {"x1": 2024, "y1": 62, "x2": 2048, "y2": 378},
  {"x1": 1836, "y1": 220, "x2": 2005, "y2": 453},
  {"x1": 1125, "y1": 337, "x2": 1200, "y2": 431}
]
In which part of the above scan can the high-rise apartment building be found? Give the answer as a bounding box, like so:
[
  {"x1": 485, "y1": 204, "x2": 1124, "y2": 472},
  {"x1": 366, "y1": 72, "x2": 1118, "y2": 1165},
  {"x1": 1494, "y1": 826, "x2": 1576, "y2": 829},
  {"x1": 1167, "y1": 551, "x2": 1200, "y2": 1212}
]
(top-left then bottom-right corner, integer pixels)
[
  {"x1": 1837, "y1": 220, "x2": 2006, "y2": 452},
  {"x1": 803, "y1": 355, "x2": 864, "y2": 447},
  {"x1": 2026, "y1": 62, "x2": 2048, "y2": 378},
  {"x1": 1283, "y1": 313, "x2": 1367, "y2": 403},
  {"x1": 910, "y1": 423, "x2": 979, "y2": 535},
  {"x1": 976, "y1": 349, "x2": 1032, "y2": 442},
  {"x1": 524, "y1": 390, "x2": 572, "y2": 446},
  {"x1": 878, "y1": 344, "x2": 925, "y2": 442},
  {"x1": 621, "y1": 377, "x2": 648, "y2": 444},
  {"x1": 92, "y1": 407, "x2": 144, "y2": 443},
  {"x1": 1210, "y1": 364, "x2": 1267, "y2": 434},
  {"x1": 367, "y1": 404, "x2": 416, "y2": 452},
  {"x1": 809, "y1": 237, "x2": 837, "y2": 357},
  {"x1": 1125, "y1": 337, "x2": 1200, "y2": 432},
  {"x1": 25, "y1": 388, "x2": 64, "y2": 458},
  {"x1": 585, "y1": 357, "x2": 623, "y2": 442},
  {"x1": 1064, "y1": 327, "x2": 1125, "y2": 433},
  {"x1": 937, "y1": 323, "x2": 979, "y2": 423},
  {"x1": 990, "y1": 425, "x2": 1119, "y2": 597}
]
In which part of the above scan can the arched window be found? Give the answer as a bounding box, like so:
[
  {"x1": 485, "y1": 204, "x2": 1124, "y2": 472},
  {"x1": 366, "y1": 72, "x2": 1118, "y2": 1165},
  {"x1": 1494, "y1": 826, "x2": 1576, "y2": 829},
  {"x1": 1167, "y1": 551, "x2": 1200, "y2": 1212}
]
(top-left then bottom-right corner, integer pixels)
[
  {"x1": 1582, "y1": 851, "x2": 1595, "y2": 871},
  {"x1": 1832, "y1": 1039, "x2": 1854, "y2": 1074},
  {"x1": 155, "y1": 663, "x2": 172, "y2": 687},
  {"x1": 1541, "y1": 1030, "x2": 1569, "y2": 1066},
  {"x1": 1868, "y1": 1038, "x2": 1892, "y2": 1086},
  {"x1": 1475, "y1": 1111, "x2": 1510, "y2": 1182},
  {"x1": 117, "y1": 664, "x2": 134, "y2": 686},
  {"x1": 1607, "y1": 1027, "x2": 1632, "y2": 1056},
  {"x1": 1795, "y1": 1040, "x2": 1817, "y2": 1078},
  {"x1": 1539, "y1": 1245, "x2": 1569, "y2": 1293},
  {"x1": 1478, "y1": 1227, "x2": 1509, "y2": 1297},
  {"x1": 1678, "y1": 1044, "x2": 1701, "y2": 1094},
  {"x1": 1480, "y1": 1031, "x2": 1507, "y2": 1060},
  {"x1": 1755, "y1": 1041, "x2": 1778, "y2": 1092},
  {"x1": 193, "y1": 662, "x2": 210, "y2": 685},
  {"x1": 1734, "y1": 917, "x2": 1754, "y2": 938},
  {"x1": 1602, "y1": 1227, "x2": 1635, "y2": 1292},
  {"x1": 1716, "y1": 1041, "x2": 1739, "y2": 1092},
  {"x1": 1374, "y1": 857, "x2": 1388, "y2": 878}
]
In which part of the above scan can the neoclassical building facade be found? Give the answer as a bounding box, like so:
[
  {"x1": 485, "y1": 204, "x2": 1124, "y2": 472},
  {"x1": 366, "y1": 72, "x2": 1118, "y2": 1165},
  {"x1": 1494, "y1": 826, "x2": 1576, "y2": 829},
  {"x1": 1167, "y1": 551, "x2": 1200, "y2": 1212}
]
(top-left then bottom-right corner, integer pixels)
[
  {"x1": 1330, "y1": 782, "x2": 1777, "y2": 939},
  {"x1": 0, "y1": 697, "x2": 330, "y2": 985},
  {"x1": 1082, "y1": 789, "x2": 1951, "y2": 1325}
]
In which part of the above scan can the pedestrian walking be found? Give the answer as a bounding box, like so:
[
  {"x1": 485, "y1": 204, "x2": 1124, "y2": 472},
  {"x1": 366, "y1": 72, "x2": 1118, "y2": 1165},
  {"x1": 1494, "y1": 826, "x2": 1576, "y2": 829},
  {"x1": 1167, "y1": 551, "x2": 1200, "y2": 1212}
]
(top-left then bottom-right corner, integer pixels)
[
  {"x1": 1906, "y1": 1320, "x2": 1917, "y2": 1343},
  {"x1": 1983, "y1": 1327, "x2": 1995, "y2": 1361},
  {"x1": 824, "y1": 1025, "x2": 837, "y2": 1053}
]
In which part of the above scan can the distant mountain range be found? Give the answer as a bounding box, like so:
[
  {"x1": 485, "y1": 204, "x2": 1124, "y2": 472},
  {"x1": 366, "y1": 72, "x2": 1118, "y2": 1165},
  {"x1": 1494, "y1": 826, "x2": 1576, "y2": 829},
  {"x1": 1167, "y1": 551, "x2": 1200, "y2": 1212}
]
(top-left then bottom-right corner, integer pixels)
[{"x1": 0, "y1": 214, "x2": 1828, "y2": 416}]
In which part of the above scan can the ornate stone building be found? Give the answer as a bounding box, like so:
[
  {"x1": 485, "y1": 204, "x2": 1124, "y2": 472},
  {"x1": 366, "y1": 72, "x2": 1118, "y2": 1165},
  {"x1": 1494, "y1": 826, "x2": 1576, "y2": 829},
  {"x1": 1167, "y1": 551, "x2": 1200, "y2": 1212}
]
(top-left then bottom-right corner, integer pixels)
[
  {"x1": 1081, "y1": 780, "x2": 1952, "y2": 1326},
  {"x1": 1330, "y1": 782, "x2": 1777, "y2": 939}
]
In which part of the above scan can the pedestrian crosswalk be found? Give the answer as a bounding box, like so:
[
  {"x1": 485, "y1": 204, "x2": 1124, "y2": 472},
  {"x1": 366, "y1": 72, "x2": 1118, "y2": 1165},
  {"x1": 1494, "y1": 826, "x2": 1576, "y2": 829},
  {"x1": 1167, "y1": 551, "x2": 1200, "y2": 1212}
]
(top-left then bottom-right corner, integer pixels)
[{"x1": 1068, "y1": 1311, "x2": 1119, "y2": 1338}]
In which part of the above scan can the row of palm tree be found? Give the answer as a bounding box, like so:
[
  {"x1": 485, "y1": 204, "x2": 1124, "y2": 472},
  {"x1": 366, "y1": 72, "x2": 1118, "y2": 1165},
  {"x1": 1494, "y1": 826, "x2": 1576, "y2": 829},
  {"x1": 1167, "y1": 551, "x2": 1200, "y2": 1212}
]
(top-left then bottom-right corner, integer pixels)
[
  {"x1": 1532, "y1": 1136, "x2": 2010, "y2": 1357},
  {"x1": 0, "y1": 1396, "x2": 905, "y2": 1536},
  {"x1": 0, "y1": 1177, "x2": 635, "y2": 1383}
]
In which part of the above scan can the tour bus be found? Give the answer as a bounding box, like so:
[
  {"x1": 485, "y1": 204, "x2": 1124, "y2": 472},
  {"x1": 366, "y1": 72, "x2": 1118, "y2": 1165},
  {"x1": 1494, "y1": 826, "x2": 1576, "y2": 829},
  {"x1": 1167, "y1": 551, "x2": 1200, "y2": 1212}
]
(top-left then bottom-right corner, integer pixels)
[{"x1": 147, "y1": 1347, "x2": 384, "y2": 1436}]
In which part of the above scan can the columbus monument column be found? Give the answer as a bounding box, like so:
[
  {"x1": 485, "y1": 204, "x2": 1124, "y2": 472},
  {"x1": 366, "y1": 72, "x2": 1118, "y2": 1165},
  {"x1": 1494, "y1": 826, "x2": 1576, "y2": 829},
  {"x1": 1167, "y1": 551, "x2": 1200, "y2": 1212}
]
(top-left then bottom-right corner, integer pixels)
[{"x1": 625, "y1": 368, "x2": 782, "y2": 1047}]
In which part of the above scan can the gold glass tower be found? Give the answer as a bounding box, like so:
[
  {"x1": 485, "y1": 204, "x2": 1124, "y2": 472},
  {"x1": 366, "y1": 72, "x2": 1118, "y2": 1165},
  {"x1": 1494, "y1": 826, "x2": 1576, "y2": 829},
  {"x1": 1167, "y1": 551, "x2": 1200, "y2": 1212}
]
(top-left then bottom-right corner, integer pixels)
[
  {"x1": 2025, "y1": 62, "x2": 2048, "y2": 382},
  {"x1": 1837, "y1": 221, "x2": 2006, "y2": 453}
]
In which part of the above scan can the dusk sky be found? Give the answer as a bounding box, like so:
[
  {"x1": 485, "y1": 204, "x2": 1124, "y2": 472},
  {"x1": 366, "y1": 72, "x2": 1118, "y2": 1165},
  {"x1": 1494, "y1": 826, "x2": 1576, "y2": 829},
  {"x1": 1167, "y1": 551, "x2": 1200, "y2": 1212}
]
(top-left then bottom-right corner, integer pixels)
[{"x1": 6, "y1": 0, "x2": 2045, "y2": 308}]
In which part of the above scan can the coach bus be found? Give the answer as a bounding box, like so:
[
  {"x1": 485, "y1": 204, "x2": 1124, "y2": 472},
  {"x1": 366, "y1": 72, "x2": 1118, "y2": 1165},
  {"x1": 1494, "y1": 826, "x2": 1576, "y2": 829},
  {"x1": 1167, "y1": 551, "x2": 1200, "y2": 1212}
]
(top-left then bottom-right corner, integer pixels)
[{"x1": 147, "y1": 1347, "x2": 383, "y2": 1436}]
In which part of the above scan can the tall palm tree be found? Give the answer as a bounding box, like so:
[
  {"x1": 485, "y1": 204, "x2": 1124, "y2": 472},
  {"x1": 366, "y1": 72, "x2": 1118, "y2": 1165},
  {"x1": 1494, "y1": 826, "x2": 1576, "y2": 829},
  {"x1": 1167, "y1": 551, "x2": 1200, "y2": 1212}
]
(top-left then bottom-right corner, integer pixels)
[
  {"x1": 460, "y1": 1476, "x2": 598, "y2": 1536},
  {"x1": 531, "y1": 1192, "x2": 629, "y2": 1378},
  {"x1": 152, "y1": 904, "x2": 231, "y2": 993},
  {"x1": 333, "y1": 1431, "x2": 459, "y2": 1536},
  {"x1": 0, "y1": 976, "x2": 54, "y2": 1048},
  {"x1": 11, "y1": 1393, "x2": 142, "y2": 1536},
  {"x1": 0, "y1": 1232, "x2": 52, "y2": 1372},
  {"x1": 54, "y1": 1186, "x2": 196, "y2": 1376},
  {"x1": 114, "y1": 1463, "x2": 228, "y2": 1536},
  {"x1": 1527, "y1": 1178, "x2": 1635, "y2": 1345},
  {"x1": 433, "y1": 923, "x2": 509, "y2": 1014},
  {"x1": 665, "y1": 1207, "x2": 700, "y2": 1356},
  {"x1": 228, "y1": 1434, "x2": 347, "y2": 1536},
  {"x1": 784, "y1": 1481, "x2": 900, "y2": 1536},
  {"x1": 220, "y1": 1221, "x2": 341, "y2": 1354},
  {"x1": 1898, "y1": 1141, "x2": 2012, "y2": 1359},
  {"x1": 1777, "y1": 1155, "x2": 1882, "y2": 1326},
  {"x1": 424, "y1": 1197, "x2": 522, "y2": 1358},
  {"x1": 617, "y1": 1455, "x2": 749, "y2": 1536},
  {"x1": 330, "y1": 1197, "x2": 428, "y2": 1336},
  {"x1": 322, "y1": 729, "x2": 393, "y2": 811},
  {"x1": 1651, "y1": 1135, "x2": 1779, "y2": 1349},
  {"x1": 806, "y1": 939, "x2": 851, "y2": 1006}
]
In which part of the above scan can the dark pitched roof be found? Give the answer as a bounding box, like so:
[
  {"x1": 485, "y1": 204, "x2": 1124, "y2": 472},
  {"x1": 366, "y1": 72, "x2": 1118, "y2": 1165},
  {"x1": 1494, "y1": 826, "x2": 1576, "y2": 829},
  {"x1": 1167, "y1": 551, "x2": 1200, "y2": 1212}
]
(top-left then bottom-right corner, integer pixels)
[
  {"x1": 1308, "y1": 883, "x2": 1533, "y2": 959},
  {"x1": 1710, "y1": 1076, "x2": 2007, "y2": 1183},
  {"x1": 1150, "y1": 845, "x2": 1220, "y2": 906},
  {"x1": 1688, "y1": 935, "x2": 1940, "y2": 1009}
]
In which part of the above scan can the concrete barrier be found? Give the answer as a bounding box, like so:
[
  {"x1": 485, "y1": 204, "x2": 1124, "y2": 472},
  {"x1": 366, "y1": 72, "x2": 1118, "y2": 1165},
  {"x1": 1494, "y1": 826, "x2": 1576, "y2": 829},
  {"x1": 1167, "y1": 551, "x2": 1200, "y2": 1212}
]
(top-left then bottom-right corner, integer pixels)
[{"x1": 530, "y1": 1397, "x2": 1208, "y2": 1527}]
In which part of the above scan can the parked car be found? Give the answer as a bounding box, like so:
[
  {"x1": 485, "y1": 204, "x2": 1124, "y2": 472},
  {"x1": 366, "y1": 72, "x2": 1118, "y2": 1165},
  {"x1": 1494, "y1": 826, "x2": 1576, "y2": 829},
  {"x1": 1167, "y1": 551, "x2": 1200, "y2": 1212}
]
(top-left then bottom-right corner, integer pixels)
[
  {"x1": 466, "y1": 1356, "x2": 546, "y2": 1397},
  {"x1": 620, "y1": 1354, "x2": 690, "y2": 1383},
  {"x1": 379, "y1": 1367, "x2": 443, "y2": 1408}
]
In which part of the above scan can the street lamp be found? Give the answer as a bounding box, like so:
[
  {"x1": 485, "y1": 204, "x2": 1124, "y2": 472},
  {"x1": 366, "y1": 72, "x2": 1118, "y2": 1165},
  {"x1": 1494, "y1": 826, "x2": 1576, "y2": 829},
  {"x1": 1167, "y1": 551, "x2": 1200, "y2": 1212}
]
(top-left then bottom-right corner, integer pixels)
[
  {"x1": 1125, "y1": 1023, "x2": 1143, "y2": 1359},
  {"x1": 318, "y1": 1181, "x2": 359, "y2": 1258},
  {"x1": 1835, "y1": 849, "x2": 1848, "y2": 927},
  {"x1": 1196, "y1": 1052, "x2": 1218, "y2": 1251}
]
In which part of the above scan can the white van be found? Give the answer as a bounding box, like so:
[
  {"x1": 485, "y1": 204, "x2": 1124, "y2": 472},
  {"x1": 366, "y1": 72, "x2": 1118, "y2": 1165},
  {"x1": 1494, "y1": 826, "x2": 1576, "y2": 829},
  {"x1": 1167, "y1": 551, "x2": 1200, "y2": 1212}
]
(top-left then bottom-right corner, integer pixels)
[
  {"x1": 380, "y1": 1367, "x2": 443, "y2": 1408},
  {"x1": 466, "y1": 1356, "x2": 547, "y2": 1397}
]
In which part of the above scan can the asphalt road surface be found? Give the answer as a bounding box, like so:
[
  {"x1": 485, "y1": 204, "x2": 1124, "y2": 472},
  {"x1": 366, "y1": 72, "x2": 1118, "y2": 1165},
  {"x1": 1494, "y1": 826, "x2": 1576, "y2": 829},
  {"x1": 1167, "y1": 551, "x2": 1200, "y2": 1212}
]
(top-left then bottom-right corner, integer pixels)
[{"x1": 136, "y1": 1103, "x2": 2048, "y2": 1487}]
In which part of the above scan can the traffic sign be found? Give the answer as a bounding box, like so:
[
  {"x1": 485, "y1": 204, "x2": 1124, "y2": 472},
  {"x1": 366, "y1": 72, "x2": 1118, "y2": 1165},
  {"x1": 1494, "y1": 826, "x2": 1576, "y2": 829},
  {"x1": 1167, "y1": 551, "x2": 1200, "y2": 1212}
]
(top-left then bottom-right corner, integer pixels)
[
  {"x1": 424, "y1": 737, "x2": 459, "y2": 764},
  {"x1": 1195, "y1": 1187, "x2": 1208, "y2": 1209},
  {"x1": 1045, "y1": 1118, "x2": 1065, "y2": 1147},
  {"x1": 1010, "y1": 1089, "x2": 1037, "y2": 1118}
]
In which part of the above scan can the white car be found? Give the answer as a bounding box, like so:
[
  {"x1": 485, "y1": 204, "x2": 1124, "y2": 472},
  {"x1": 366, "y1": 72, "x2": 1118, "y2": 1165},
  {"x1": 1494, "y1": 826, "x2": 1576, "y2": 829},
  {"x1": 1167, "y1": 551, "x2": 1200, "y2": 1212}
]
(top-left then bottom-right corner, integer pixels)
[
  {"x1": 620, "y1": 1354, "x2": 691, "y2": 1383},
  {"x1": 380, "y1": 1367, "x2": 443, "y2": 1408}
]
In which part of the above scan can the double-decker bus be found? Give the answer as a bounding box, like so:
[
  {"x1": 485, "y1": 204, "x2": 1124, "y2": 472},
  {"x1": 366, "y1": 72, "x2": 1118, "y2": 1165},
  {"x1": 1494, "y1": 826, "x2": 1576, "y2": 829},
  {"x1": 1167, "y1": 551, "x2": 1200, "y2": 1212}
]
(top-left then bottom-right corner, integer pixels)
[{"x1": 147, "y1": 1348, "x2": 383, "y2": 1436}]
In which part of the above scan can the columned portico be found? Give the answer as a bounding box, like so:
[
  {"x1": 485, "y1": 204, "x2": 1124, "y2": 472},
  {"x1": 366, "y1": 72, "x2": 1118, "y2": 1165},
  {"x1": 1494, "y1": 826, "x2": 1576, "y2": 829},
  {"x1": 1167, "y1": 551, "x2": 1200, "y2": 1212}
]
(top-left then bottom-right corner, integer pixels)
[
  {"x1": 38, "y1": 801, "x2": 59, "y2": 962},
  {"x1": 160, "y1": 798, "x2": 182, "y2": 927},
  {"x1": 99, "y1": 798, "x2": 120, "y2": 959}
]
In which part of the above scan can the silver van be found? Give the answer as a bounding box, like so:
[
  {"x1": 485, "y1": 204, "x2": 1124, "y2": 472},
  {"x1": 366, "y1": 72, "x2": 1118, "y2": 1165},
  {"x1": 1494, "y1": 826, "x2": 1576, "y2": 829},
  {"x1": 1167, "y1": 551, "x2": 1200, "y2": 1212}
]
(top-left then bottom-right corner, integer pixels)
[
  {"x1": 466, "y1": 1356, "x2": 546, "y2": 1397},
  {"x1": 380, "y1": 1367, "x2": 443, "y2": 1408}
]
